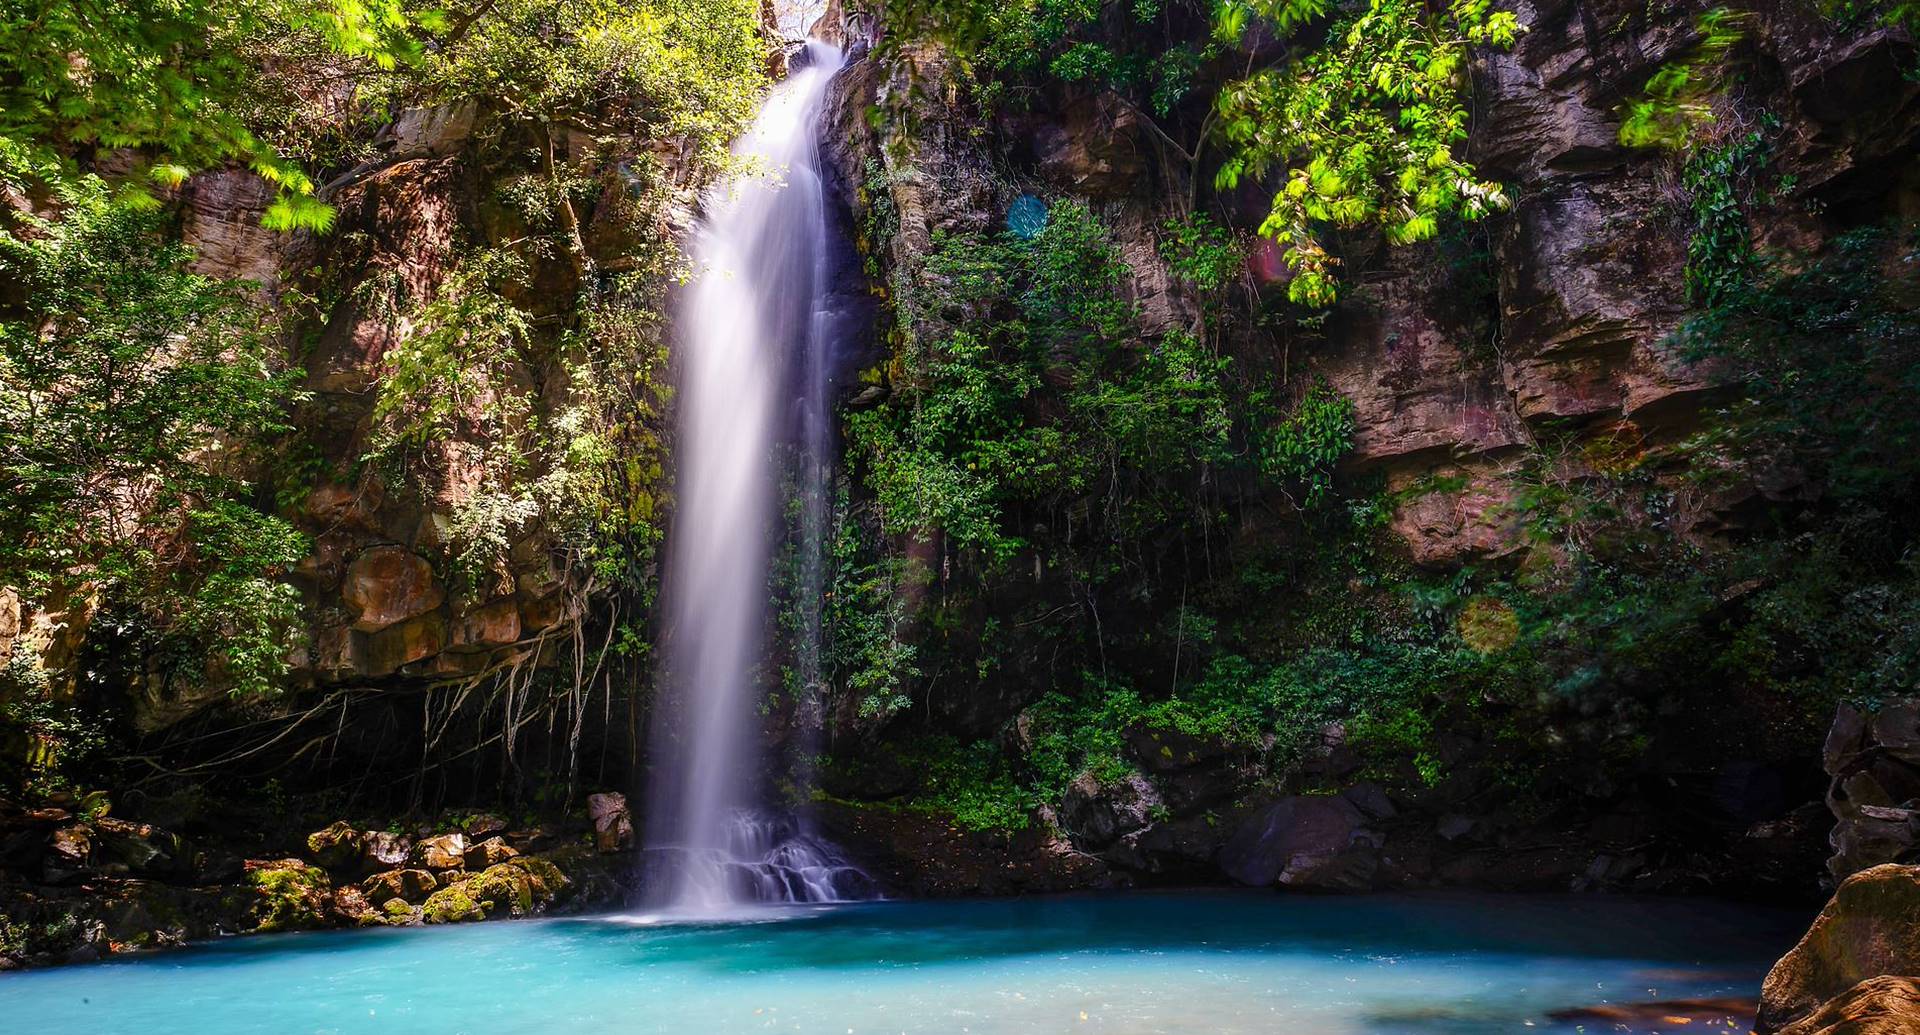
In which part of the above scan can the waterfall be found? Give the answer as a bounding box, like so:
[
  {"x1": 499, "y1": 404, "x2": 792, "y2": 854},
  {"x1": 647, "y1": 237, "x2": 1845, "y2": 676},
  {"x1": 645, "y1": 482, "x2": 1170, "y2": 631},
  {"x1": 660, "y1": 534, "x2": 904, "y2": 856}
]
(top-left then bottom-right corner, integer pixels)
[{"x1": 642, "y1": 39, "x2": 872, "y2": 915}]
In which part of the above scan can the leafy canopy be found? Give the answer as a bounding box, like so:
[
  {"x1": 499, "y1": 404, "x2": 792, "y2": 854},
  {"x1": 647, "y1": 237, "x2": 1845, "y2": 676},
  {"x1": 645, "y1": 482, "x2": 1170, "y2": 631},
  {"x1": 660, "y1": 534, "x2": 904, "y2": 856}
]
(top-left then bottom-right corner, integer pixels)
[{"x1": 1214, "y1": 0, "x2": 1521, "y2": 306}]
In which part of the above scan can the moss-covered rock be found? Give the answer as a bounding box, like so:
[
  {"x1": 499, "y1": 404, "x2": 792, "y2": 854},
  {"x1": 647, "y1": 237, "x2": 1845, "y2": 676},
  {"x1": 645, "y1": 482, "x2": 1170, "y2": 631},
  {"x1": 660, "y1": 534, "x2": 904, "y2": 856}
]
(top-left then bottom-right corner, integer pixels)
[
  {"x1": 244, "y1": 858, "x2": 332, "y2": 933},
  {"x1": 1759, "y1": 864, "x2": 1920, "y2": 1032},
  {"x1": 420, "y1": 882, "x2": 484, "y2": 924},
  {"x1": 379, "y1": 897, "x2": 421, "y2": 925},
  {"x1": 304, "y1": 822, "x2": 365, "y2": 872}
]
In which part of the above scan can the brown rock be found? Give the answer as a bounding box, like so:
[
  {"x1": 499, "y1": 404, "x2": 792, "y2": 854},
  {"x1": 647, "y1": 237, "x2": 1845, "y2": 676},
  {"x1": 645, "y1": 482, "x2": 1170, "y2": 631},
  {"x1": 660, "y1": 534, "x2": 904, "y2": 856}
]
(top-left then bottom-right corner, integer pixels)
[
  {"x1": 363, "y1": 868, "x2": 439, "y2": 904},
  {"x1": 305, "y1": 821, "x2": 365, "y2": 870},
  {"x1": 1776, "y1": 976, "x2": 1920, "y2": 1035},
  {"x1": 328, "y1": 885, "x2": 382, "y2": 926},
  {"x1": 1759, "y1": 864, "x2": 1920, "y2": 1032},
  {"x1": 343, "y1": 546, "x2": 444, "y2": 633},
  {"x1": 411, "y1": 833, "x2": 468, "y2": 871},
  {"x1": 464, "y1": 837, "x2": 519, "y2": 870},
  {"x1": 587, "y1": 792, "x2": 633, "y2": 854},
  {"x1": 362, "y1": 830, "x2": 411, "y2": 870},
  {"x1": 359, "y1": 611, "x2": 448, "y2": 677},
  {"x1": 45, "y1": 824, "x2": 92, "y2": 876},
  {"x1": 180, "y1": 169, "x2": 281, "y2": 286},
  {"x1": 451, "y1": 599, "x2": 521, "y2": 650}
]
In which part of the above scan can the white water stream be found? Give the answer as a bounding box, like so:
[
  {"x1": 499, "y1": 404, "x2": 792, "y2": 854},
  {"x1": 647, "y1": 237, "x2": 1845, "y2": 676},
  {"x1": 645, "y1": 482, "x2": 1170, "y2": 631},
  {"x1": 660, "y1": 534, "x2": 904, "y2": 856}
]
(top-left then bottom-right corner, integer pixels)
[{"x1": 642, "y1": 40, "x2": 871, "y2": 914}]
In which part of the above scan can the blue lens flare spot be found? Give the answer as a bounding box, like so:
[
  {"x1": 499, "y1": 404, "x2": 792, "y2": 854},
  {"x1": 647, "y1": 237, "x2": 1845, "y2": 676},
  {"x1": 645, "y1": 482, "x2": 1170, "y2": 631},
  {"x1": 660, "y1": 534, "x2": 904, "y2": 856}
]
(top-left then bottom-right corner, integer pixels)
[{"x1": 1007, "y1": 194, "x2": 1049, "y2": 239}]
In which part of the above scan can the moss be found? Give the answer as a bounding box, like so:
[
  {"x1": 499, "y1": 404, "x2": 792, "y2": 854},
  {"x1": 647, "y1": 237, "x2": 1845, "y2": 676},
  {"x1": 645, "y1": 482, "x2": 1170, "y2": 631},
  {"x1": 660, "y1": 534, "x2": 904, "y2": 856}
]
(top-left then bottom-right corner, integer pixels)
[
  {"x1": 379, "y1": 898, "x2": 420, "y2": 926},
  {"x1": 508, "y1": 856, "x2": 569, "y2": 901},
  {"x1": 246, "y1": 861, "x2": 330, "y2": 933},
  {"x1": 420, "y1": 883, "x2": 484, "y2": 924}
]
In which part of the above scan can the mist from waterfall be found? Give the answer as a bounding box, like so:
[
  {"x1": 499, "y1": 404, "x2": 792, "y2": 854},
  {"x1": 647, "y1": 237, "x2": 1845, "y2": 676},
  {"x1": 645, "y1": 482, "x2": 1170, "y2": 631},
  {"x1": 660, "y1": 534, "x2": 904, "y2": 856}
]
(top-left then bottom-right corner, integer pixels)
[{"x1": 642, "y1": 39, "x2": 871, "y2": 915}]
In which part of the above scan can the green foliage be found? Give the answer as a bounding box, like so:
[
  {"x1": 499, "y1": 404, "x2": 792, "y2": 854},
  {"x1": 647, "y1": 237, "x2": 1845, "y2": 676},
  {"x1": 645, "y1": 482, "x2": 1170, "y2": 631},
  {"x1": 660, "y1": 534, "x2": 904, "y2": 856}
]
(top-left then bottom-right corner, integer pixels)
[
  {"x1": 1214, "y1": 0, "x2": 1520, "y2": 306},
  {"x1": 878, "y1": 0, "x2": 1215, "y2": 115},
  {"x1": 1618, "y1": 7, "x2": 1745, "y2": 151},
  {"x1": 416, "y1": 0, "x2": 765, "y2": 166},
  {"x1": 0, "y1": 0, "x2": 441, "y2": 227},
  {"x1": 823, "y1": 492, "x2": 922, "y2": 721},
  {"x1": 1257, "y1": 379, "x2": 1357, "y2": 508},
  {"x1": 1682, "y1": 129, "x2": 1769, "y2": 306},
  {"x1": 849, "y1": 201, "x2": 1253, "y2": 560},
  {"x1": 0, "y1": 181, "x2": 306, "y2": 698},
  {"x1": 1678, "y1": 225, "x2": 1920, "y2": 502}
]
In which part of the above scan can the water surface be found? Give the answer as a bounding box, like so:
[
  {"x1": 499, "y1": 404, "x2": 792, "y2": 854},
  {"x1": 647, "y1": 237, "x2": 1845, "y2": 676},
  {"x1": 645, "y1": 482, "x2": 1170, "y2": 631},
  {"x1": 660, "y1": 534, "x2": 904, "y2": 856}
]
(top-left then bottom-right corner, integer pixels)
[{"x1": 0, "y1": 890, "x2": 1804, "y2": 1034}]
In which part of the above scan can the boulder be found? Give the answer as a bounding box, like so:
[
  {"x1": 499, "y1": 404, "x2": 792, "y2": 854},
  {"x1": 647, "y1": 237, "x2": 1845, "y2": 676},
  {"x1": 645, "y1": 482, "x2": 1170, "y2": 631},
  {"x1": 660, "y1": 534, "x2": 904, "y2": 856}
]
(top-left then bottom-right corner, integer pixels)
[
  {"x1": 420, "y1": 882, "x2": 485, "y2": 924},
  {"x1": 305, "y1": 821, "x2": 365, "y2": 871},
  {"x1": 411, "y1": 833, "x2": 469, "y2": 871},
  {"x1": 588, "y1": 792, "x2": 633, "y2": 854},
  {"x1": 363, "y1": 868, "x2": 438, "y2": 904},
  {"x1": 44, "y1": 824, "x2": 92, "y2": 881},
  {"x1": 1823, "y1": 699, "x2": 1920, "y2": 879},
  {"x1": 461, "y1": 813, "x2": 510, "y2": 839},
  {"x1": 421, "y1": 858, "x2": 566, "y2": 923},
  {"x1": 342, "y1": 546, "x2": 443, "y2": 633},
  {"x1": 245, "y1": 858, "x2": 332, "y2": 933},
  {"x1": 362, "y1": 830, "x2": 411, "y2": 870},
  {"x1": 1758, "y1": 864, "x2": 1920, "y2": 1032},
  {"x1": 327, "y1": 885, "x2": 382, "y2": 927},
  {"x1": 1775, "y1": 976, "x2": 1920, "y2": 1035},
  {"x1": 1060, "y1": 771, "x2": 1162, "y2": 850},
  {"x1": 1218, "y1": 796, "x2": 1383, "y2": 892},
  {"x1": 464, "y1": 836, "x2": 519, "y2": 870}
]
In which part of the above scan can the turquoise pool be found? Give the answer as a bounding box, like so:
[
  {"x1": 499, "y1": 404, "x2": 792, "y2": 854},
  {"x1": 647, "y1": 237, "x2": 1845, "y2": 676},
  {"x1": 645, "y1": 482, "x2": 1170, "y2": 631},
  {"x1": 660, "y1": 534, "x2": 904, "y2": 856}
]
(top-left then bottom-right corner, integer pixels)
[{"x1": 0, "y1": 890, "x2": 1803, "y2": 1034}]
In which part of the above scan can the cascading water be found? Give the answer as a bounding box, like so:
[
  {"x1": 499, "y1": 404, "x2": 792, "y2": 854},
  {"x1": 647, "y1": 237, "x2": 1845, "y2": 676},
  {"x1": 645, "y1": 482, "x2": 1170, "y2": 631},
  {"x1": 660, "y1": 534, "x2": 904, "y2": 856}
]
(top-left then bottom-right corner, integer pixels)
[{"x1": 642, "y1": 38, "x2": 872, "y2": 915}]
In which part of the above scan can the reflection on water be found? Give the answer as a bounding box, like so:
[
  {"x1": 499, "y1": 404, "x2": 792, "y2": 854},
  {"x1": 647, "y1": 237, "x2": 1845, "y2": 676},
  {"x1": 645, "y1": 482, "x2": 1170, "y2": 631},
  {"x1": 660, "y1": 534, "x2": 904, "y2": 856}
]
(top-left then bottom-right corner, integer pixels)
[{"x1": 0, "y1": 890, "x2": 1806, "y2": 1035}]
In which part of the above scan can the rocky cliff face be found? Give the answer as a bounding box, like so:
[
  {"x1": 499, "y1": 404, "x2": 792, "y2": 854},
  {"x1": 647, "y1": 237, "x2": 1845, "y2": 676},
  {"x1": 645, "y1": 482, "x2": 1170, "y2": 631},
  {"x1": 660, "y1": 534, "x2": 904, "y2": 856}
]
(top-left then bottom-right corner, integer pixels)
[{"x1": 805, "y1": 3, "x2": 1920, "y2": 898}]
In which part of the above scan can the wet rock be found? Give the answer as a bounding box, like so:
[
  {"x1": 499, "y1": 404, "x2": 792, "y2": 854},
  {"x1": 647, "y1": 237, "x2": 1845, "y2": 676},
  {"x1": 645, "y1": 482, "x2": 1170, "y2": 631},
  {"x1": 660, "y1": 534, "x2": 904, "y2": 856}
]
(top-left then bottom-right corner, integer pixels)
[
  {"x1": 464, "y1": 836, "x2": 519, "y2": 870},
  {"x1": 588, "y1": 792, "x2": 633, "y2": 854},
  {"x1": 1758, "y1": 864, "x2": 1920, "y2": 1032},
  {"x1": 411, "y1": 833, "x2": 468, "y2": 871},
  {"x1": 1218, "y1": 796, "x2": 1383, "y2": 892},
  {"x1": 361, "y1": 611, "x2": 448, "y2": 677},
  {"x1": 1341, "y1": 783, "x2": 1397, "y2": 821},
  {"x1": 363, "y1": 868, "x2": 438, "y2": 904},
  {"x1": 1774, "y1": 975, "x2": 1920, "y2": 1035},
  {"x1": 305, "y1": 821, "x2": 365, "y2": 871},
  {"x1": 91, "y1": 817, "x2": 190, "y2": 879}
]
